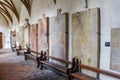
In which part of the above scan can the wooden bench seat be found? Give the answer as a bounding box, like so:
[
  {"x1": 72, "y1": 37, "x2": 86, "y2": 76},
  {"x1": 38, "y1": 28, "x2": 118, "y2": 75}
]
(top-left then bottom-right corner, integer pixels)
[
  {"x1": 25, "y1": 50, "x2": 43, "y2": 67},
  {"x1": 40, "y1": 61, "x2": 67, "y2": 73},
  {"x1": 17, "y1": 50, "x2": 26, "y2": 55},
  {"x1": 40, "y1": 58, "x2": 70, "y2": 77},
  {"x1": 38, "y1": 55, "x2": 79, "y2": 79},
  {"x1": 25, "y1": 50, "x2": 38, "y2": 60},
  {"x1": 25, "y1": 53, "x2": 36, "y2": 60},
  {"x1": 70, "y1": 61, "x2": 120, "y2": 80},
  {"x1": 16, "y1": 45, "x2": 26, "y2": 55},
  {"x1": 70, "y1": 72, "x2": 98, "y2": 80}
]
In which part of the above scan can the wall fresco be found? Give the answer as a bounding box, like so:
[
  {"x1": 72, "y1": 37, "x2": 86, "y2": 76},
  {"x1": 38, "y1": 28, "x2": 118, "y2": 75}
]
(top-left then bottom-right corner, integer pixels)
[
  {"x1": 72, "y1": 8, "x2": 100, "y2": 77},
  {"x1": 30, "y1": 24, "x2": 37, "y2": 51},
  {"x1": 111, "y1": 28, "x2": 120, "y2": 72},
  {"x1": 38, "y1": 17, "x2": 49, "y2": 52},
  {"x1": 50, "y1": 13, "x2": 68, "y2": 60}
]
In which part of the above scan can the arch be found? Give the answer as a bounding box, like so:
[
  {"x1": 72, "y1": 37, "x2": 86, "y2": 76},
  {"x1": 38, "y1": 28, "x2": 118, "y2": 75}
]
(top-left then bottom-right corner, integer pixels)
[
  {"x1": 20, "y1": 0, "x2": 32, "y2": 16},
  {"x1": 0, "y1": 0, "x2": 19, "y2": 22},
  {"x1": 0, "y1": 0, "x2": 32, "y2": 26},
  {"x1": 0, "y1": 12, "x2": 9, "y2": 26}
]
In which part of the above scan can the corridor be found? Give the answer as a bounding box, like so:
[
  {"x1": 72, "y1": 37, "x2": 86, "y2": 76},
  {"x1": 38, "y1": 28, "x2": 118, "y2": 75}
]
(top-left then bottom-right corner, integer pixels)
[{"x1": 0, "y1": 49, "x2": 67, "y2": 80}]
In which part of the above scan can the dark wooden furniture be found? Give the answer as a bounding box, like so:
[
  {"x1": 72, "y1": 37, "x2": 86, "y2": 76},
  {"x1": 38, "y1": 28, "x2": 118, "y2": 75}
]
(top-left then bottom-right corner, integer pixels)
[
  {"x1": 16, "y1": 45, "x2": 26, "y2": 55},
  {"x1": 70, "y1": 62, "x2": 120, "y2": 80},
  {"x1": 70, "y1": 72, "x2": 98, "y2": 80},
  {"x1": 38, "y1": 54, "x2": 79, "y2": 79},
  {"x1": 12, "y1": 44, "x2": 17, "y2": 52},
  {"x1": 17, "y1": 50, "x2": 26, "y2": 55},
  {"x1": 24, "y1": 50, "x2": 43, "y2": 67},
  {"x1": 25, "y1": 50, "x2": 42, "y2": 60}
]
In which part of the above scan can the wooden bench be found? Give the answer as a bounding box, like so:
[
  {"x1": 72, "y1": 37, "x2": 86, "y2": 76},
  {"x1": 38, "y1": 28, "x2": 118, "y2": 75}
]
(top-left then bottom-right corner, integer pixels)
[
  {"x1": 25, "y1": 50, "x2": 43, "y2": 67},
  {"x1": 17, "y1": 50, "x2": 26, "y2": 55},
  {"x1": 70, "y1": 72, "x2": 98, "y2": 80},
  {"x1": 70, "y1": 62, "x2": 120, "y2": 80},
  {"x1": 16, "y1": 49, "x2": 26, "y2": 55},
  {"x1": 16, "y1": 45, "x2": 26, "y2": 55},
  {"x1": 12, "y1": 47, "x2": 16, "y2": 52},
  {"x1": 38, "y1": 54, "x2": 79, "y2": 79}
]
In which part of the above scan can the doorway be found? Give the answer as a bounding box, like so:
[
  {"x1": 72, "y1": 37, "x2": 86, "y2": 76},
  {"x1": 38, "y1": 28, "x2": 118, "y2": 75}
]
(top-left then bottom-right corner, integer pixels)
[{"x1": 0, "y1": 32, "x2": 3, "y2": 48}]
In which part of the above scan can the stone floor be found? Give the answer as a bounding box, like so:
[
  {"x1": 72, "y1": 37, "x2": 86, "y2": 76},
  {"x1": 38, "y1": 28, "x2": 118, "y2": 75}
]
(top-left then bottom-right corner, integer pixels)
[{"x1": 0, "y1": 49, "x2": 67, "y2": 80}]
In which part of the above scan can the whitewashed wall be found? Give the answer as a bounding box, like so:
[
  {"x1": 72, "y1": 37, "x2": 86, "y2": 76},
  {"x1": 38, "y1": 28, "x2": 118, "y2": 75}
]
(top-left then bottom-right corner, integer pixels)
[
  {"x1": 10, "y1": 0, "x2": 120, "y2": 80},
  {"x1": 0, "y1": 15, "x2": 10, "y2": 48}
]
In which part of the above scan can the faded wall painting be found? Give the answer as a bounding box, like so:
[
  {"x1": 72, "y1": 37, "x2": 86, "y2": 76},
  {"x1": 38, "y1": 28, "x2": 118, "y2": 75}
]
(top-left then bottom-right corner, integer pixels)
[
  {"x1": 23, "y1": 24, "x2": 30, "y2": 47},
  {"x1": 38, "y1": 17, "x2": 49, "y2": 52},
  {"x1": 17, "y1": 26, "x2": 24, "y2": 47},
  {"x1": 72, "y1": 8, "x2": 100, "y2": 77},
  {"x1": 111, "y1": 28, "x2": 120, "y2": 72},
  {"x1": 11, "y1": 31, "x2": 16, "y2": 46},
  {"x1": 50, "y1": 13, "x2": 69, "y2": 60},
  {"x1": 16, "y1": 26, "x2": 29, "y2": 48},
  {"x1": 30, "y1": 24, "x2": 37, "y2": 51}
]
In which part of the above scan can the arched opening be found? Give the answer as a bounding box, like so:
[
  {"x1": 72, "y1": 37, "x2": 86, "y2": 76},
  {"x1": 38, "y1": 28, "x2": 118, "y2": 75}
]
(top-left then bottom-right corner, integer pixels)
[{"x1": 0, "y1": 32, "x2": 3, "y2": 48}]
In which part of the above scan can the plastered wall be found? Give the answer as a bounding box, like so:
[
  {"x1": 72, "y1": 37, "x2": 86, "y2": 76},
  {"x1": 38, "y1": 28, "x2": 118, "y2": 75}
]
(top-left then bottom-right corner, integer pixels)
[
  {"x1": 10, "y1": 0, "x2": 120, "y2": 80},
  {"x1": 0, "y1": 15, "x2": 10, "y2": 48}
]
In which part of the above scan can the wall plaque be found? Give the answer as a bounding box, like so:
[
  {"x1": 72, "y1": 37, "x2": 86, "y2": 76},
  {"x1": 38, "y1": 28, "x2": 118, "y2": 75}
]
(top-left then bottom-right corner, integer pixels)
[
  {"x1": 50, "y1": 13, "x2": 69, "y2": 61},
  {"x1": 111, "y1": 28, "x2": 120, "y2": 72},
  {"x1": 30, "y1": 24, "x2": 37, "y2": 51},
  {"x1": 38, "y1": 17, "x2": 49, "y2": 52},
  {"x1": 72, "y1": 8, "x2": 100, "y2": 77}
]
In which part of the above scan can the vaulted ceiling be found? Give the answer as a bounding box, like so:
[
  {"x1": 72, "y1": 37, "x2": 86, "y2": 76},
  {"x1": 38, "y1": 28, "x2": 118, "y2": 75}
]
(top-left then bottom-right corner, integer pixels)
[{"x1": 0, "y1": 0, "x2": 33, "y2": 26}]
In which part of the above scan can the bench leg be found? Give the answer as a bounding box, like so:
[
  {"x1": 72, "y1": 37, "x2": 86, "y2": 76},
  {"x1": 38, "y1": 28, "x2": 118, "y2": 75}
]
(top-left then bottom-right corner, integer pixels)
[
  {"x1": 67, "y1": 69, "x2": 71, "y2": 80},
  {"x1": 36, "y1": 57, "x2": 40, "y2": 67},
  {"x1": 37, "y1": 63, "x2": 40, "y2": 67},
  {"x1": 12, "y1": 49, "x2": 14, "y2": 52},
  {"x1": 16, "y1": 49, "x2": 19, "y2": 56},
  {"x1": 24, "y1": 55, "x2": 27, "y2": 60},
  {"x1": 40, "y1": 64, "x2": 43, "y2": 70},
  {"x1": 17, "y1": 52, "x2": 19, "y2": 56},
  {"x1": 68, "y1": 76, "x2": 73, "y2": 80},
  {"x1": 24, "y1": 52, "x2": 29, "y2": 60}
]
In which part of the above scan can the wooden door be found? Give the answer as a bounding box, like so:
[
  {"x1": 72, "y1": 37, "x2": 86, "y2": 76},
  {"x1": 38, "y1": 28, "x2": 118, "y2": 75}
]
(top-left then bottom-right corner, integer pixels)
[{"x1": 0, "y1": 32, "x2": 3, "y2": 48}]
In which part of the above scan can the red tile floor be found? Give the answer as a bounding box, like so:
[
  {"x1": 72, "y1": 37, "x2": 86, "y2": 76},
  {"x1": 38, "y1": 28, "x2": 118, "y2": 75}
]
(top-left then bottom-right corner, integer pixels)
[{"x1": 0, "y1": 49, "x2": 67, "y2": 80}]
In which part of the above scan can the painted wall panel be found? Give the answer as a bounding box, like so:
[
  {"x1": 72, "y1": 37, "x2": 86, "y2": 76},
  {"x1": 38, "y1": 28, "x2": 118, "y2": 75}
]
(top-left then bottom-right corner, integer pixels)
[
  {"x1": 50, "y1": 13, "x2": 69, "y2": 60},
  {"x1": 72, "y1": 8, "x2": 100, "y2": 77},
  {"x1": 38, "y1": 17, "x2": 49, "y2": 52},
  {"x1": 111, "y1": 28, "x2": 120, "y2": 72},
  {"x1": 30, "y1": 24, "x2": 37, "y2": 51}
]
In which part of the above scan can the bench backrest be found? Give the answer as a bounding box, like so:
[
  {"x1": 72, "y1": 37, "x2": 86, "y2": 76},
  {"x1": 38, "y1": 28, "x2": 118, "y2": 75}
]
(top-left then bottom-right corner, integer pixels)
[
  {"x1": 78, "y1": 62, "x2": 120, "y2": 79},
  {"x1": 30, "y1": 50, "x2": 41, "y2": 56},
  {"x1": 44, "y1": 55, "x2": 79, "y2": 72},
  {"x1": 46, "y1": 56, "x2": 71, "y2": 64}
]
